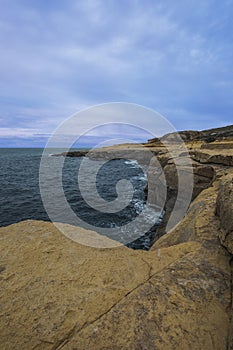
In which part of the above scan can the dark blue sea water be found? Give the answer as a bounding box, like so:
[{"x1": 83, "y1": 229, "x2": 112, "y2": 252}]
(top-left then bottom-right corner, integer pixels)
[{"x1": 0, "y1": 148, "x2": 162, "y2": 249}]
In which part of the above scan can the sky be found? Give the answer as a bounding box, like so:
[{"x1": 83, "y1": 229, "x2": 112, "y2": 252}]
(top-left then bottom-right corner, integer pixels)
[{"x1": 0, "y1": 0, "x2": 233, "y2": 147}]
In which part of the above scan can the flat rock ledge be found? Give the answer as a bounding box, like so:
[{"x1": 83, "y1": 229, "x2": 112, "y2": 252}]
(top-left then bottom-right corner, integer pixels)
[{"x1": 0, "y1": 171, "x2": 233, "y2": 349}]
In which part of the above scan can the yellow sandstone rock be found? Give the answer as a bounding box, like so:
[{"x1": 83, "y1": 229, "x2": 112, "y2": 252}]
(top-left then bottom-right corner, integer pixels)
[
  {"x1": 1, "y1": 129, "x2": 233, "y2": 349},
  {"x1": 0, "y1": 176, "x2": 232, "y2": 349}
]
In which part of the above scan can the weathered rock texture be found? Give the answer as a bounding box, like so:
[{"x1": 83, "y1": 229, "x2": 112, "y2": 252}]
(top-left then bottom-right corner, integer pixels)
[
  {"x1": 148, "y1": 124, "x2": 233, "y2": 144},
  {"x1": 1, "y1": 125, "x2": 233, "y2": 349},
  {"x1": 216, "y1": 175, "x2": 233, "y2": 255},
  {"x1": 0, "y1": 174, "x2": 233, "y2": 349},
  {"x1": 147, "y1": 129, "x2": 233, "y2": 239}
]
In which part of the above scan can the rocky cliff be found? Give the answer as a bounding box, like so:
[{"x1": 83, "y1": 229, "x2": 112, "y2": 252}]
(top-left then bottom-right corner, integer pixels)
[
  {"x1": 0, "y1": 126, "x2": 233, "y2": 349},
  {"x1": 146, "y1": 125, "x2": 233, "y2": 241}
]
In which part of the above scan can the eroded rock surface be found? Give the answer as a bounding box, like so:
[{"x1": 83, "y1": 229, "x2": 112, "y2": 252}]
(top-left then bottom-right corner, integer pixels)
[
  {"x1": 0, "y1": 177, "x2": 232, "y2": 349},
  {"x1": 216, "y1": 174, "x2": 233, "y2": 255},
  {"x1": 1, "y1": 125, "x2": 233, "y2": 349}
]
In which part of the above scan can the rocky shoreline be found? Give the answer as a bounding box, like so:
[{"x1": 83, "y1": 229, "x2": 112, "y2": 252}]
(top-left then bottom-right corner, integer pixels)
[
  {"x1": 53, "y1": 125, "x2": 233, "y2": 247},
  {"x1": 0, "y1": 125, "x2": 233, "y2": 349}
]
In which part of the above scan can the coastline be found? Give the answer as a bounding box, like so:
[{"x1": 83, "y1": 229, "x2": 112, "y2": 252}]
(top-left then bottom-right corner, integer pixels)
[{"x1": 0, "y1": 125, "x2": 233, "y2": 349}]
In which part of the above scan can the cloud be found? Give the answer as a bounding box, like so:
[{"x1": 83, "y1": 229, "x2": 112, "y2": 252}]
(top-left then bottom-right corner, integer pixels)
[
  {"x1": 0, "y1": 127, "x2": 50, "y2": 138},
  {"x1": 0, "y1": 0, "x2": 233, "y2": 146}
]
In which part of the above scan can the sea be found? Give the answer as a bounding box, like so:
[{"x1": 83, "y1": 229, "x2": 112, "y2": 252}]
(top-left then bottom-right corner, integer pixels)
[{"x1": 0, "y1": 148, "x2": 163, "y2": 250}]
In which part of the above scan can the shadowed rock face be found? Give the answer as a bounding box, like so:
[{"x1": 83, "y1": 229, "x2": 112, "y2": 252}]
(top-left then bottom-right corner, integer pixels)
[
  {"x1": 191, "y1": 150, "x2": 233, "y2": 166},
  {"x1": 147, "y1": 153, "x2": 216, "y2": 239},
  {"x1": 52, "y1": 150, "x2": 88, "y2": 157},
  {"x1": 146, "y1": 125, "x2": 233, "y2": 240},
  {"x1": 148, "y1": 158, "x2": 215, "y2": 204},
  {"x1": 216, "y1": 175, "x2": 233, "y2": 255}
]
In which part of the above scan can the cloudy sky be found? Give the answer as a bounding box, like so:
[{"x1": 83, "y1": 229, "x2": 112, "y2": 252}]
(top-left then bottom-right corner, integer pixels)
[{"x1": 0, "y1": 0, "x2": 233, "y2": 147}]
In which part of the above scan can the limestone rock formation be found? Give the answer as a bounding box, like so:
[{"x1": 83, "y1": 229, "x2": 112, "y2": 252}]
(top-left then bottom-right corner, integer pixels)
[
  {"x1": 148, "y1": 124, "x2": 233, "y2": 144},
  {"x1": 0, "y1": 174, "x2": 232, "y2": 349},
  {"x1": 216, "y1": 175, "x2": 233, "y2": 255},
  {"x1": 52, "y1": 150, "x2": 88, "y2": 157},
  {"x1": 146, "y1": 128, "x2": 233, "y2": 242},
  {"x1": 1, "y1": 125, "x2": 233, "y2": 349},
  {"x1": 191, "y1": 150, "x2": 233, "y2": 166}
]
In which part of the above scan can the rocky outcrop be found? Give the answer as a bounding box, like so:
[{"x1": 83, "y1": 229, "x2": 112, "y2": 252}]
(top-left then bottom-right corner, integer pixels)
[
  {"x1": 216, "y1": 175, "x2": 233, "y2": 255},
  {"x1": 201, "y1": 142, "x2": 233, "y2": 150},
  {"x1": 52, "y1": 150, "x2": 88, "y2": 157},
  {"x1": 191, "y1": 150, "x2": 233, "y2": 166},
  {"x1": 53, "y1": 125, "x2": 233, "y2": 159},
  {"x1": 0, "y1": 171, "x2": 233, "y2": 349},
  {"x1": 148, "y1": 124, "x2": 233, "y2": 144},
  {"x1": 1, "y1": 125, "x2": 233, "y2": 349},
  {"x1": 163, "y1": 160, "x2": 215, "y2": 199},
  {"x1": 151, "y1": 177, "x2": 228, "y2": 250},
  {"x1": 147, "y1": 151, "x2": 216, "y2": 238},
  {"x1": 146, "y1": 130, "x2": 233, "y2": 241}
]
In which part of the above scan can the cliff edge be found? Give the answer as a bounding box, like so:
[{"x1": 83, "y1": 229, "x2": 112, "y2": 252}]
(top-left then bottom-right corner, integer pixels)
[{"x1": 0, "y1": 125, "x2": 233, "y2": 349}]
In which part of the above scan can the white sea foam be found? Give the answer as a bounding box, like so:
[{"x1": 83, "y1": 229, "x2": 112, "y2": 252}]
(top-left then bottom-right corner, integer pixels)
[{"x1": 124, "y1": 159, "x2": 139, "y2": 167}]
